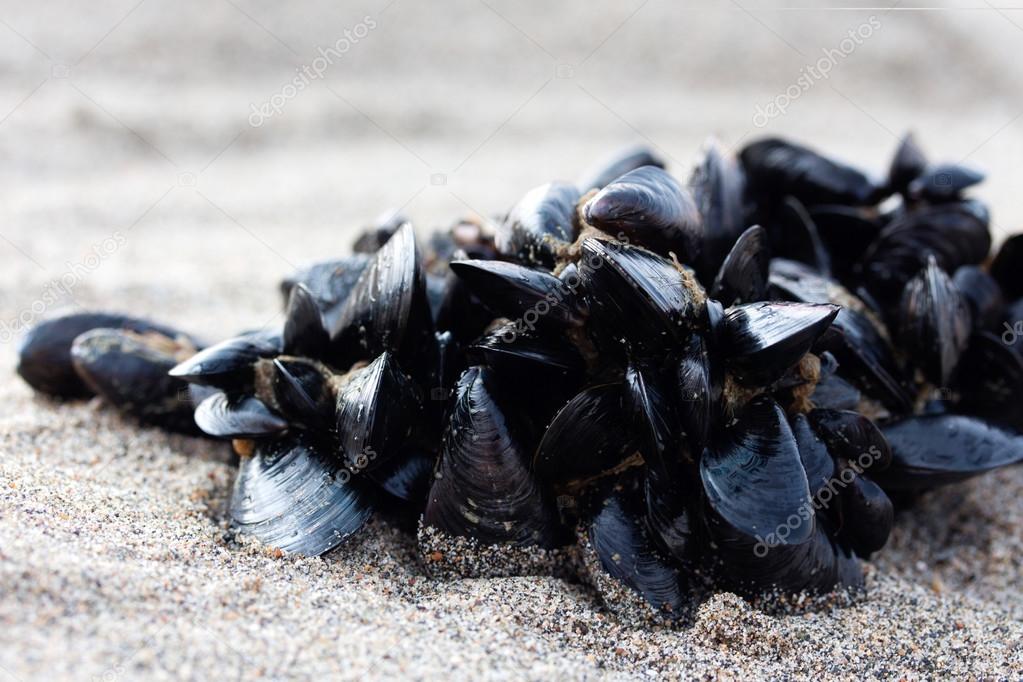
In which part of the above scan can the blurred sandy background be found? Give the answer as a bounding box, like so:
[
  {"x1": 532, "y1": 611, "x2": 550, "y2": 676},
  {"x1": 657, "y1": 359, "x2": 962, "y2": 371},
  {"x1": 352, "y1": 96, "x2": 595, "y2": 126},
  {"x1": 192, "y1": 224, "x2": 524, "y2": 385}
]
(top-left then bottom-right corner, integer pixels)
[{"x1": 2, "y1": 1, "x2": 1023, "y2": 679}]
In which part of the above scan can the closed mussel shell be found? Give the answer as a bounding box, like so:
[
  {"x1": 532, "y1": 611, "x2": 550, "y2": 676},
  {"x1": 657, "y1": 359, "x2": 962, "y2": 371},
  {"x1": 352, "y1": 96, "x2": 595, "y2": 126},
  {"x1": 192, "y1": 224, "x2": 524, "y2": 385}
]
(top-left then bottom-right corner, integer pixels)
[
  {"x1": 194, "y1": 392, "x2": 287, "y2": 439},
  {"x1": 577, "y1": 144, "x2": 666, "y2": 192},
  {"x1": 497, "y1": 181, "x2": 579, "y2": 268},
  {"x1": 169, "y1": 329, "x2": 281, "y2": 392}
]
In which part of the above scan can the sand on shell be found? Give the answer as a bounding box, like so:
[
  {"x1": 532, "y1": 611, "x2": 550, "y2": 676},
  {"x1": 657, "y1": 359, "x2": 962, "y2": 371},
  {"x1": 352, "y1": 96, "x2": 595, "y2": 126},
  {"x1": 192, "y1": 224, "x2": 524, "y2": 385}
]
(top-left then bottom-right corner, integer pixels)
[{"x1": 3, "y1": 2, "x2": 1023, "y2": 678}]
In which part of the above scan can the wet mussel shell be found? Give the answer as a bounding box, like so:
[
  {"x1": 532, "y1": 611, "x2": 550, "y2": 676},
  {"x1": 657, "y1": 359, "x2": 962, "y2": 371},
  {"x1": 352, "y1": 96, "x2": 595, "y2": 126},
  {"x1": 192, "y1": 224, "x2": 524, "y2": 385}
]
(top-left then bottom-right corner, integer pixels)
[
  {"x1": 69, "y1": 327, "x2": 197, "y2": 433},
  {"x1": 194, "y1": 392, "x2": 288, "y2": 439},
  {"x1": 497, "y1": 181, "x2": 579, "y2": 268},
  {"x1": 584, "y1": 166, "x2": 704, "y2": 260},
  {"x1": 689, "y1": 138, "x2": 747, "y2": 282},
  {"x1": 18, "y1": 312, "x2": 198, "y2": 399},
  {"x1": 710, "y1": 225, "x2": 770, "y2": 307},
  {"x1": 875, "y1": 414, "x2": 1023, "y2": 491},
  {"x1": 229, "y1": 432, "x2": 375, "y2": 556},
  {"x1": 169, "y1": 329, "x2": 281, "y2": 392},
  {"x1": 578, "y1": 237, "x2": 701, "y2": 352},
  {"x1": 423, "y1": 366, "x2": 561, "y2": 548}
]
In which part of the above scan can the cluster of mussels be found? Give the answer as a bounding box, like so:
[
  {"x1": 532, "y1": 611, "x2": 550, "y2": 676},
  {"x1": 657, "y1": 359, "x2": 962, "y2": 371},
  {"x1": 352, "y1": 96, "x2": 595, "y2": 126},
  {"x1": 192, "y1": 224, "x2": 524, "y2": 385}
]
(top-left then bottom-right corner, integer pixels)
[{"x1": 17, "y1": 135, "x2": 1023, "y2": 623}]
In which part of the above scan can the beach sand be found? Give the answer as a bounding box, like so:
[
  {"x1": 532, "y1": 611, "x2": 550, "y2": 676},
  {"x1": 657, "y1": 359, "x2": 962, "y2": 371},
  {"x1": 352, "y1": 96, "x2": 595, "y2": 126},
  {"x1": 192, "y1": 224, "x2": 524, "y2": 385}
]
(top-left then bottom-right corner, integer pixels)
[{"x1": 2, "y1": 2, "x2": 1023, "y2": 679}]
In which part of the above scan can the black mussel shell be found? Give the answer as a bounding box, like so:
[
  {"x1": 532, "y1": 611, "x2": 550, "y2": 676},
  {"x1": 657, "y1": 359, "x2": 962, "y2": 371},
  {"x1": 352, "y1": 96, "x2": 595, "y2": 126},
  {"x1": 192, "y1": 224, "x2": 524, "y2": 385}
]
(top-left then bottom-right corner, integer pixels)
[
  {"x1": 710, "y1": 225, "x2": 770, "y2": 307},
  {"x1": 689, "y1": 138, "x2": 747, "y2": 281},
  {"x1": 857, "y1": 200, "x2": 991, "y2": 305},
  {"x1": 584, "y1": 477, "x2": 689, "y2": 621},
  {"x1": 330, "y1": 224, "x2": 435, "y2": 370},
  {"x1": 624, "y1": 361, "x2": 681, "y2": 466},
  {"x1": 644, "y1": 463, "x2": 702, "y2": 568},
  {"x1": 811, "y1": 372, "x2": 861, "y2": 411},
  {"x1": 740, "y1": 137, "x2": 878, "y2": 206},
  {"x1": 701, "y1": 396, "x2": 814, "y2": 546},
  {"x1": 990, "y1": 234, "x2": 1023, "y2": 301},
  {"x1": 335, "y1": 352, "x2": 424, "y2": 475},
  {"x1": 887, "y1": 132, "x2": 928, "y2": 195},
  {"x1": 194, "y1": 392, "x2": 288, "y2": 439},
  {"x1": 806, "y1": 205, "x2": 882, "y2": 281},
  {"x1": 367, "y1": 449, "x2": 436, "y2": 504},
  {"x1": 469, "y1": 322, "x2": 584, "y2": 384},
  {"x1": 18, "y1": 312, "x2": 198, "y2": 399},
  {"x1": 578, "y1": 238, "x2": 701, "y2": 351},
  {"x1": 282, "y1": 283, "x2": 330, "y2": 358},
  {"x1": 69, "y1": 328, "x2": 197, "y2": 433},
  {"x1": 577, "y1": 144, "x2": 666, "y2": 192},
  {"x1": 280, "y1": 255, "x2": 371, "y2": 330},
  {"x1": 229, "y1": 432, "x2": 375, "y2": 556},
  {"x1": 791, "y1": 414, "x2": 836, "y2": 500},
  {"x1": 838, "y1": 472, "x2": 893, "y2": 558},
  {"x1": 497, "y1": 182, "x2": 579, "y2": 268},
  {"x1": 875, "y1": 414, "x2": 1023, "y2": 491},
  {"x1": 449, "y1": 259, "x2": 584, "y2": 329},
  {"x1": 816, "y1": 308, "x2": 913, "y2": 413},
  {"x1": 169, "y1": 329, "x2": 281, "y2": 392},
  {"x1": 423, "y1": 367, "x2": 561, "y2": 548},
  {"x1": 271, "y1": 357, "x2": 333, "y2": 429},
  {"x1": 676, "y1": 336, "x2": 713, "y2": 454},
  {"x1": 808, "y1": 408, "x2": 892, "y2": 472},
  {"x1": 584, "y1": 166, "x2": 704, "y2": 260},
  {"x1": 433, "y1": 257, "x2": 495, "y2": 343},
  {"x1": 774, "y1": 197, "x2": 831, "y2": 276},
  {"x1": 908, "y1": 163, "x2": 984, "y2": 201},
  {"x1": 533, "y1": 383, "x2": 636, "y2": 489},
  {"x1": 897, "y1": 256, "x2": 971, "y2": 386},
  {"x1": 954, "y1": 332, "x2": 1023, "y2": 432},
  {"x1": 352, "y1": 209, "x2": 407, "y2": 254},
  {"x1": 719, "y1": 301, "x2": 839, "y2": 386},
  {"x1": 953, "y1": 265, "x2": 1004, "y2": 332}
]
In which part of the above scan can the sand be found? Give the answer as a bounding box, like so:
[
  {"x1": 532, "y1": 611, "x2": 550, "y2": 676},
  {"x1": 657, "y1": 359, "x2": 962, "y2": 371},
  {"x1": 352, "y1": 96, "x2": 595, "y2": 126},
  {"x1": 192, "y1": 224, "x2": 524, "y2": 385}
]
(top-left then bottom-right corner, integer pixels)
[{"x1": 2, "y1": 1, "x2": 1023, "y2": 679}]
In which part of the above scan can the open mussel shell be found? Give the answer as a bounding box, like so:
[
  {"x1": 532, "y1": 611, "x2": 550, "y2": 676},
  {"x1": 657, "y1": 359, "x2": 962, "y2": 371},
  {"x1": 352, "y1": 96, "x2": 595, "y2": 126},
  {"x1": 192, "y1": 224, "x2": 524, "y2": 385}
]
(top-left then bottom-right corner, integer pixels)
[
  {"x1": 856, "y1": 200, "x2": 991, "y2": 305},
  {"x1": 990, "y1": 233, "x2": 1023, "y2": 301},
  {"x1": 581, "y1": 476, "x2": 691, "y2": 623},
  {"x1": 578, "y1": 237, "x2": 701, "y2": 351},
  {"x1": 69, "y1": 328, "x2": 197, "y2": 433},
  {"x1": 229, "y1": 432, "x2": 375, "y2": 556},
  {"x1": 953, "y1": 265, "x2": 1004, "y2": 332},
  {"x1": 282, "y1": 283, "x2": 329, "y2": 358},
  {"x1": 18, "y1": 312, "x2": 198, "y2": 399},
  {"x1": 701, "y1": 396, "x2": 814, "y2": 546},
  {"x1": 330, "y1": 223, "x2": 435, "y2": 371},
  {"x1": 710, "y1": 224, "x2": 770, "y2": 307},
  {"x1": 887, "y1": 132, "x2": 928, "y2": 195},
  {"x1": 194, "y1": 392, "x2": 287, "y2": 439},
  {"x1": 908, "y1": 163, "x2": 984, "y2": 202},
  {"x1": 449, "y1": 259, "x2": 584, "y2": 329},
  {"x1": 740, "y1": 137, "x2": 878, "y2": 207},
  {"x1": 718, "y1": 301, "x2": 839, "y2": 386},
  {"x1": 533, "y1": 383, "x2": 637, "y2": 489},
  {"x1": 169, "y1": 329, "x2": 281, "y2": 392},
  {"x1": 689, "y1": 137, "x2": 747, "y2": 282},
  {"x1": 335, "y1": 352, "x2": 424, "y2": 475},
  {"x1": 874, "y1": 414, "x2": 1023, "y2": 491},
  {"x1": 897, "y1": 256, "x2": 972, "y2": 386},
  {"x1": 576, "y1": 144, "x2": 666, "y2": 193},
  {"x1": 497, "y1": 181, "x2": 579, "y2": 268},
  {"x1": 423, "y1": 367, "x2": 561, "y2": 548},
  {"x1": 583, "y1": 166, "x2": 704, "y2": 260}
]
